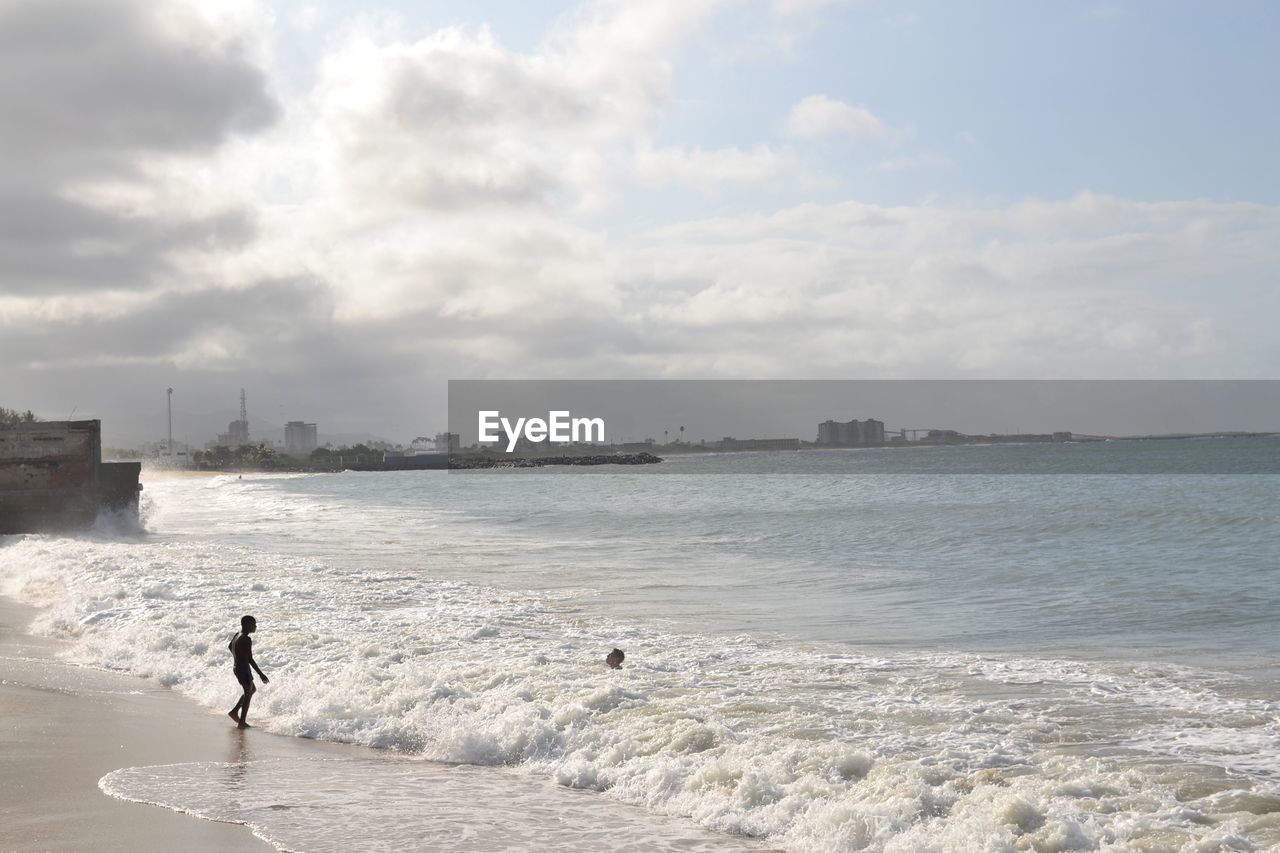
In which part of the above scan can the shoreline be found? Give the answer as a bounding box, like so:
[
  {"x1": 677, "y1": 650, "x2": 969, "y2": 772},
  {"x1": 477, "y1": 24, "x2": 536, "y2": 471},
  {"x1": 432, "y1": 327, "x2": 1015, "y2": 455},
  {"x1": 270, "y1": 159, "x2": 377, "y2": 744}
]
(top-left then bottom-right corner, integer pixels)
[
  {"x1": 0, "y1": 595, "x2": 279, "y2": 851},
  {"x1": 0, "y1": 594, "x2": 767, "y2": 852}
]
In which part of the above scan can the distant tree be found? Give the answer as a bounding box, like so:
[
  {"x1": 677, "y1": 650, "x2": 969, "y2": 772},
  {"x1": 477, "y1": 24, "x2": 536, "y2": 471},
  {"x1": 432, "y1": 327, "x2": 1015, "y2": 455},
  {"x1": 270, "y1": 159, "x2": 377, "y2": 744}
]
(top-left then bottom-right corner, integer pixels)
[
  {"x1": 0, "y1": 407, "x2": 38, "y2": 427},
  {"x1": 230, "y1": 443, "x2": 277, "y2": 467}
]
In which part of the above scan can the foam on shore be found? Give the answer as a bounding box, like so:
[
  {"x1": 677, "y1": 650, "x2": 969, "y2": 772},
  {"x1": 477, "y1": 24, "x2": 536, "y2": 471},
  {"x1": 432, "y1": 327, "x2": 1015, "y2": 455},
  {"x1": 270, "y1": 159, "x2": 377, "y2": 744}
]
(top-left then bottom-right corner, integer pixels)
[{"x1": 101, "y1": 758, "x2": 766, "y2": 852}]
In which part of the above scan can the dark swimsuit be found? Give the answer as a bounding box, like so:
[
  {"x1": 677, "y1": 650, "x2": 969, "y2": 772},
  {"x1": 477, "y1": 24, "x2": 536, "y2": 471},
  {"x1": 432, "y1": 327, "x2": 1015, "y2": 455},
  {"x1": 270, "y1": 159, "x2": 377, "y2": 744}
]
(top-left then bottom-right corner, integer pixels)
[{"x1": 232, "y1": 633, "x2": 254, "y2": 687}]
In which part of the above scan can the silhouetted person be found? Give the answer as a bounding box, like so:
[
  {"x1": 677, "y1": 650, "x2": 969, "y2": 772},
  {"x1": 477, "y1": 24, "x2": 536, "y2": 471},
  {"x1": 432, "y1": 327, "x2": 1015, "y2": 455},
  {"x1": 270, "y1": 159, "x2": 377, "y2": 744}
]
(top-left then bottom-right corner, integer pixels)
[
  {"x1": 606, "y1": 648, "x2": 625, "y2": 669},
  {"x1": 228, "y1": 615, "x2": 268, "y2": 728}
]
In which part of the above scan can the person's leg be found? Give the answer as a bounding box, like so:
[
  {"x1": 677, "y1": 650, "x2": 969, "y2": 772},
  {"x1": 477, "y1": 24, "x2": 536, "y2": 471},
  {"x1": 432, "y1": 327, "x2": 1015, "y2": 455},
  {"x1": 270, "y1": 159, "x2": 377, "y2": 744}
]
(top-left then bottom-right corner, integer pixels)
[
  {"x1": 229, "y1": 688, "x2": 245, "y2": 723},
  {"x1": 238, "y1": 683, "x2": 256, "y2": 727}
]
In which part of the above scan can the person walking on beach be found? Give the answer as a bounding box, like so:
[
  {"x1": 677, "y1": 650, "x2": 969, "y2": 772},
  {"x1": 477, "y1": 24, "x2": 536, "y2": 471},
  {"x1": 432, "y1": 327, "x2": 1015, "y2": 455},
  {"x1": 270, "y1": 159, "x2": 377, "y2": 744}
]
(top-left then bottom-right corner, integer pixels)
[{"x1": 228, "y1": 615, "x2": 268, "y2": 728}]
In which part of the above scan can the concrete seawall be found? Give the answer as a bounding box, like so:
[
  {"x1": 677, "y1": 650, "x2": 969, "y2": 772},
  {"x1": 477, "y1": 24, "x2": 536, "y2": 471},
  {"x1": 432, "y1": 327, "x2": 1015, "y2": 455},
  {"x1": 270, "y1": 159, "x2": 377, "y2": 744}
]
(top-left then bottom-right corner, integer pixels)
[{"x1": 0, "y1": 420, "x2": 141, "y2": 534}]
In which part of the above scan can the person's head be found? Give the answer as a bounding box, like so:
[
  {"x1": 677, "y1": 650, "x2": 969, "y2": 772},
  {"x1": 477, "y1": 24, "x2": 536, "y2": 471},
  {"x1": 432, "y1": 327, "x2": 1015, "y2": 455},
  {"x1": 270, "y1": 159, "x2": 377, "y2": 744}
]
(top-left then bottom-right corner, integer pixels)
[
  {"x1": 606, "y1": 648, "x2": 624, "y2": 669},
  {"x1": 241, "y1": 615, "x2": 257, "y2": 634}
]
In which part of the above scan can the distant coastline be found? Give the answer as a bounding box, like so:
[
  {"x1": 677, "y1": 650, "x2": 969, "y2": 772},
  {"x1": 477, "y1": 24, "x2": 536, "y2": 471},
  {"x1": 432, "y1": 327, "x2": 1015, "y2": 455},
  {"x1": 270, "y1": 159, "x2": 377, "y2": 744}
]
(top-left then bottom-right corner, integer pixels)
[{"x1": 123, "y1": 430, "x2": 1280, "y2": 474}]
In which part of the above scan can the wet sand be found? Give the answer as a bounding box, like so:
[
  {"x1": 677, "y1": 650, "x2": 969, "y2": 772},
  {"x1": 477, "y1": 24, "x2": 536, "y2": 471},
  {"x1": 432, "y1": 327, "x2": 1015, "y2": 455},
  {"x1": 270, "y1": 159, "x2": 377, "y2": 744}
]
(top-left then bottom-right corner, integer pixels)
[{"x1": 0, "y1": 597, "x2": 349, "y2": 851}]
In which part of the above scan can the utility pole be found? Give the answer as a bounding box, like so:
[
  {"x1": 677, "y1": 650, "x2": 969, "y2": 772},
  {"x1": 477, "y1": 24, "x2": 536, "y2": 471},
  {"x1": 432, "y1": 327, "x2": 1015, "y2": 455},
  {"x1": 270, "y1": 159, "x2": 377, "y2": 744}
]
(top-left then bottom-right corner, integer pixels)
[{"x1": 167, "y1": 387, "x2": 174, "y2": 458}]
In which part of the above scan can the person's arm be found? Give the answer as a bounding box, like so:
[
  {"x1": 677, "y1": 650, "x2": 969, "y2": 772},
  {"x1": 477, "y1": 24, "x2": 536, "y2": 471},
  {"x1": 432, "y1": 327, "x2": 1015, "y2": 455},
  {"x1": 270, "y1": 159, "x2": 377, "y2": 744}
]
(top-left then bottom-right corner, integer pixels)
[{"x1": 248, "y1": 640, "x2": 269, "y2": 683}]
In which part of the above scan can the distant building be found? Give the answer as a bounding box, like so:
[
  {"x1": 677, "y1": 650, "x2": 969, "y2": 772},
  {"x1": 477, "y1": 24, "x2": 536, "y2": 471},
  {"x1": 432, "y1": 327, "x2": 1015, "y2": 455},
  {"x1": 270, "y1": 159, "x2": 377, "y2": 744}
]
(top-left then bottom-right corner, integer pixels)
[
  {"x1": 215, "y1": 418, "x2": 249, "y2": 448},
  {"x1": 817, "y1": 420, "x2": 842, "y2": 445},
  {"x1": 137, "y1": 439, "x2": 194, "y2": 460},
  {"x1": 285, "y1": 421, "x2": 318, "y2": 455},
  {"x1": 816, "y1": 417, "x2": 885, "y2": 446},
  {"x1": 433, "y1": 432, "x2": 460, "y2": 453},
  {"x1": 215, "y1": 388, "x2": 251, "y2": 448},
  {"x1": 716, "y1": 437, "x2": 800, "y2": 452}
]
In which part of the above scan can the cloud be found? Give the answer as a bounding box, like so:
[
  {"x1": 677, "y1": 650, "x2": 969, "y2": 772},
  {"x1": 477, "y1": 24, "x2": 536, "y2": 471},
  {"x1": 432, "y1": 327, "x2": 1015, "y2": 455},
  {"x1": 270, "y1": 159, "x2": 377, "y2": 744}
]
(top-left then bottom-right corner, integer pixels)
[
  {"x1": 876, "y1": 152, "x2": 953, "y2": 172},
  {"x1": 786, "y1": 94, "x2": 894, "y2": 141},
  {"x1": 631, "y1": 144, "x2": 786, "y2": 190},
  {"x1": 278, "y1": 10, "x2": 730, "y2": 222},
  {"x1": 0, "y1": 0, "x2": 277, "y2": 172},
  {"x1": 772, "y1": 0, "x2": 845, "y2": 17},
  {"x1": 0, "y1": 0, "x2": 279, "y2": 299},
  {"x1": 222, "y1": 3, "x2": 788, "y2": 324},
  {"x1": 601, "y1": 193, "x2": 1279, "y2": 378},
  {"x1": 0, "y1": 277, "x2": 331, "y2": 370}
]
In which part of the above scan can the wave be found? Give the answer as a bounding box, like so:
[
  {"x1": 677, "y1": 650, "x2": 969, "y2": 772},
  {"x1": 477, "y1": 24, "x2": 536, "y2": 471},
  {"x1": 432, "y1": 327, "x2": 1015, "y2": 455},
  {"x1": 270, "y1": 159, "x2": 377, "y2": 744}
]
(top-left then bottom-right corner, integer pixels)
[{"x1": 3, "y1": 526, "x2": 1278, "y2": 851}]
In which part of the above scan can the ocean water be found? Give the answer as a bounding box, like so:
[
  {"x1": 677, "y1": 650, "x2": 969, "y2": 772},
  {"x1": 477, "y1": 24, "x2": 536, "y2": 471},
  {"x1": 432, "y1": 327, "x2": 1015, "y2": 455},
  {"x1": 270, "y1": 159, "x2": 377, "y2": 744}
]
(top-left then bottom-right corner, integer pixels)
[{"x1": 3, "y1": 439, "x2": 1280, "y2": 851}]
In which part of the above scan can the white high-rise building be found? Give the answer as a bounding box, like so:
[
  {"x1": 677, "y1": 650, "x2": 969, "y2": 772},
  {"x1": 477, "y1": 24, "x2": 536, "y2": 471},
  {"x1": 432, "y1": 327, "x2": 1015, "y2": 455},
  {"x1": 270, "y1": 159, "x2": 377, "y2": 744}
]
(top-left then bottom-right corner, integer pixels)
[{"x1": 285, "y1": 421, "x2": 318, "y2": 455}]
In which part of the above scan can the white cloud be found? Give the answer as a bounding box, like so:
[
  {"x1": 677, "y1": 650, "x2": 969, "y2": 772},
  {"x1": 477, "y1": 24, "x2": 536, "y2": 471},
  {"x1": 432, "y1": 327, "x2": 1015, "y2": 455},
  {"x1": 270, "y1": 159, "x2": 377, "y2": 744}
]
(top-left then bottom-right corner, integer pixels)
[
  {"x1": 292, "y1": 3, "x2": 325, "y2": 32},
  {"x1": 773, "y1": 0, "x2": 845, "y2": 17},
  {"x1": 877, "y1": 152, "x2": 953, "y2": 172},
  {"x1": 210, "y1": 3, "x2": 805, "y2": 324},
  {"x1": 786, "y1": 94, "x2": 894, "y2": 141},
  {"x1": 612, "y1": 193, "x2": 1280, "y2": 380},
  {"x1": 631, "y1": 143, "x2": 785, "y2": 190}
]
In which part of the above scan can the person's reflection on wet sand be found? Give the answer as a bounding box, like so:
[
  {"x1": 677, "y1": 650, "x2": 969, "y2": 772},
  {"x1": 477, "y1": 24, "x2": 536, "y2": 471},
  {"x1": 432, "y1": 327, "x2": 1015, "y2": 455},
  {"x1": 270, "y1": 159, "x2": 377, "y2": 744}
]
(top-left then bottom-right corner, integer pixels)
[{"x1": 226, "y1": 725, "x2": 251, "y2": 793}]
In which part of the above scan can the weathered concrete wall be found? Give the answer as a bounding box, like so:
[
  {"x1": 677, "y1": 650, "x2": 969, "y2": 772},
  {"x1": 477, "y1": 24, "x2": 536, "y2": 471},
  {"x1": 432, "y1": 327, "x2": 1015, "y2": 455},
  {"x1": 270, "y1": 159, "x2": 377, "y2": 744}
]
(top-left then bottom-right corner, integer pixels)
[
  {"x1": 100, "y1": 462, "x2": 142, "y2": 513},
  {"x1": 0, "y1": 421, "x2": 102, "y2": 533}
]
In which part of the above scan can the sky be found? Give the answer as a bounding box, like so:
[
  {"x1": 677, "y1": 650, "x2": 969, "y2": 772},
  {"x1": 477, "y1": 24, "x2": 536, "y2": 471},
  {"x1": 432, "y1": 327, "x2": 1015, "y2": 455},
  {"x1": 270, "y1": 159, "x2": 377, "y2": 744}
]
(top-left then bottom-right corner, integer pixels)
[{"x1": 1, "y1": 0, "x2": 1278, "y2": 445}]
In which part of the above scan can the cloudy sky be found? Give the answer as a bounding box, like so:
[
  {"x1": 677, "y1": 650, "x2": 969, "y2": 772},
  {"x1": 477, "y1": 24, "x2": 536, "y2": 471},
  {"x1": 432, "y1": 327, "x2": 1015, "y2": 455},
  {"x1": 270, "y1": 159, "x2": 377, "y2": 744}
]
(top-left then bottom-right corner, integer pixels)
[{"x1": 2, "y1": 0, "x2": 1278, "y2": 445}]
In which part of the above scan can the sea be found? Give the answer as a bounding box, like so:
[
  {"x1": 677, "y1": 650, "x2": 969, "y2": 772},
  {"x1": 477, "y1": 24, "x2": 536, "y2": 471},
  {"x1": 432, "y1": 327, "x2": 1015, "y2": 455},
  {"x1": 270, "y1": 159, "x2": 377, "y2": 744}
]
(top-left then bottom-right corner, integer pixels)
[{"x1": 3, "y1": 439, "x2": 1279, "y2": 851}]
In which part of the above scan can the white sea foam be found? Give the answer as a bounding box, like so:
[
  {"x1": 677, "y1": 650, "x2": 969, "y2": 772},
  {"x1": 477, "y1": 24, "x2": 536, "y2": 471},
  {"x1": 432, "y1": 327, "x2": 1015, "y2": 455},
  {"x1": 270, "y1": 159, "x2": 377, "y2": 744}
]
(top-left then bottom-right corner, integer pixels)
[
  {"x1": 100, "y1": 758, "x2": 762, "y2": 852},
  {"x1": 3, "y1": 470, "x2": 1280, "y2": 851}
]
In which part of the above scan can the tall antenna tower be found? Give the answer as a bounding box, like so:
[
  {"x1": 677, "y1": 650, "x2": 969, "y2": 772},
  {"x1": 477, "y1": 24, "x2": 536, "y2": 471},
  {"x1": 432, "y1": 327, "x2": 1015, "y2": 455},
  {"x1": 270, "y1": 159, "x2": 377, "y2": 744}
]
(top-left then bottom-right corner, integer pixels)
[{"x1": 239, "y1": 388, "x2": 248, "y2": 433}]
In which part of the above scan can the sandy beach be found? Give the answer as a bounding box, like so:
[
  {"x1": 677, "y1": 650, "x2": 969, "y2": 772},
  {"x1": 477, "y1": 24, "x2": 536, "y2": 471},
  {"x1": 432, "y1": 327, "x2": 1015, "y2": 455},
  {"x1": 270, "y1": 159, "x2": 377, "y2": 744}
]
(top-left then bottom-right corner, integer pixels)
[
  {"x1": 0, "y1": 594, "x2": 766, "y2": 852},
  {"x1": 0, "y1": 597, "x2": 271, "y2": 851}
]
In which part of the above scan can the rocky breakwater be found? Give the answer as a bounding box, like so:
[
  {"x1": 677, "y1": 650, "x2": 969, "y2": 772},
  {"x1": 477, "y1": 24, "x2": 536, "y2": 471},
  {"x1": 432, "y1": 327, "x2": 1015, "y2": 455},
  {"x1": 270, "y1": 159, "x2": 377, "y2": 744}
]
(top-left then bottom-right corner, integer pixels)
[{"x1": 449, "y1": 452, "x2": 662, "y2": 469}]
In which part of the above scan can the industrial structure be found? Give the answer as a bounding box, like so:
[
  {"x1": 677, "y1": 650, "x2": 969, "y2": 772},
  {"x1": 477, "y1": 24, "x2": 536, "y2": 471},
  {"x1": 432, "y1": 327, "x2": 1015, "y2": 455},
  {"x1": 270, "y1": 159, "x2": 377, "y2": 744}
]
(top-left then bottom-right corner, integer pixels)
[{"x1": 215, "y1": 388, "x2": 251, "y2": 448}]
